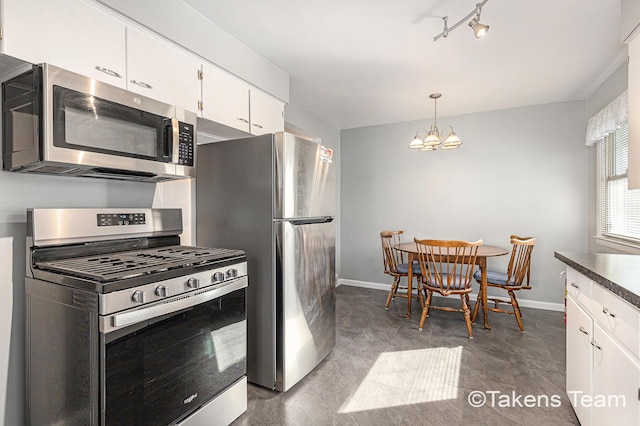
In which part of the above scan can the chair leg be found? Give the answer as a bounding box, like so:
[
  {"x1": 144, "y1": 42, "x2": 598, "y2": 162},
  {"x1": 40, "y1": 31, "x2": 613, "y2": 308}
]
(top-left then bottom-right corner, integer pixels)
[
  {"x1": 471, "y1": 287, "x2": 482, "y2": 324},
  {"x1": 509, "y1": 290, "x2": 525, "y2": 332},
  {"x1": 385, "y1": 276, "x2": 400, "y2": 310},
  {"x1": 424, "y1": 290, "x2": 433, "y2": 318},
  {"x1": 419, "y1": 290, "x2": 433, "y2": 331},
  {"x1": 461, "y1": 295, "x2": 473, "y2": 339}
]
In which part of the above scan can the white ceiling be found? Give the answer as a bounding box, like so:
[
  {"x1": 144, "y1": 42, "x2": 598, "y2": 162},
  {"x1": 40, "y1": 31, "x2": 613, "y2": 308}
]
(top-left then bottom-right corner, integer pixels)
[{"x1": 182, "y1": 0, "x2": 626, "y2": 130}]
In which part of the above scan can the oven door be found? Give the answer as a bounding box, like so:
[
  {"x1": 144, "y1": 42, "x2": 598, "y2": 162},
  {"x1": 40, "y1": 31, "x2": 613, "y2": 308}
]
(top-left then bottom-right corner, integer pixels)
[{"x1": 100, "y1": 277, "x2": 247, "y2": 426}]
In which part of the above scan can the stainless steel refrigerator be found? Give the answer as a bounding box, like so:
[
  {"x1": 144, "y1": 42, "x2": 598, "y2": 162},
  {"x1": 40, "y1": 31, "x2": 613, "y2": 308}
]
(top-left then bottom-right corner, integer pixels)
[{"x1": 196, "y1": 132, "x2": 336, "y2": 392}]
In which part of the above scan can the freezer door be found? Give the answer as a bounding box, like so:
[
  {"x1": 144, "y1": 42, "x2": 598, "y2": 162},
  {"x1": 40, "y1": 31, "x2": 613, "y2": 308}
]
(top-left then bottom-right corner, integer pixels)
[
  {"x1": 275, "y1": 133, "x2": 335, "y2": 219},
  {"x1": 275, "y1": 219, "x2": 336, "y2": 391}
]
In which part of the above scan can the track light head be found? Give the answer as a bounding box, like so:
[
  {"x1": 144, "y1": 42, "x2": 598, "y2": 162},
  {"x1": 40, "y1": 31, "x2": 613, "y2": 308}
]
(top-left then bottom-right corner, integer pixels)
[{"x1": 468, "y1": 18, "x2": 489, "y2": 39}]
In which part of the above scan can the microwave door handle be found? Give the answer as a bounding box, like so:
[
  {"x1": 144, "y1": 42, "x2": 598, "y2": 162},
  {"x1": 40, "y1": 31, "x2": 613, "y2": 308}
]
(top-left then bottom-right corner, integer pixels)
[
  {"x1": 163, "y1": 119, "x2": 173, "y2": 159},
  {"x1": 163, "y1": 118, "x2": 179, "y2": 162},
  {"x1": 171, "y1": 118, "x2": 179, "y2": 164}
]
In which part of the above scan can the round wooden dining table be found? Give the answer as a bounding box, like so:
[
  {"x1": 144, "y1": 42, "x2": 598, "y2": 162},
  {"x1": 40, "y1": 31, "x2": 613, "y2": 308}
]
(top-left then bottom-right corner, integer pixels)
[{"x1": 395, "y1": 242, "x2": 509, "y2": 330}]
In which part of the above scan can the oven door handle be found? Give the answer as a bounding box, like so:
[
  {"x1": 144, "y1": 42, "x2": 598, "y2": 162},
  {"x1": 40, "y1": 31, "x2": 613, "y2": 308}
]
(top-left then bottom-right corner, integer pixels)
[{"x1": 104, "y1": 277, "x2": 247, "y2": 332}]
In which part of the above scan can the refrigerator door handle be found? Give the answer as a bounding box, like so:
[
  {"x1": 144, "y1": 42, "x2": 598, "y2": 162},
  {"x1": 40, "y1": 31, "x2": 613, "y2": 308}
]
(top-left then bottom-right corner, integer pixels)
[{"x1": 276, "y1": 216, "x2": 334, "y2": 225}]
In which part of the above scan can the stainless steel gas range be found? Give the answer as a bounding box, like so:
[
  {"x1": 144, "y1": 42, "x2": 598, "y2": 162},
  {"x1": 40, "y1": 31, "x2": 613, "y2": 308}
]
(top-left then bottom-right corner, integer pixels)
[{"x1": 24, "y1": 208, "x2": 248, "y2": 426}]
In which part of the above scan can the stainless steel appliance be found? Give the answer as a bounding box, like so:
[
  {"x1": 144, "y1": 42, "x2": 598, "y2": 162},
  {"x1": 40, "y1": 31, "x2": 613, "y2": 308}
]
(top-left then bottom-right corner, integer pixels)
[
  {"x1": 25, "y1": 208, "x2": 247, "y2": 426},
  {"x1": 3, "y1": 64, "x2": 196, "y2": 182},
  {"x1": 196, "y1": 132, "x2": 336, "y2": 392}
]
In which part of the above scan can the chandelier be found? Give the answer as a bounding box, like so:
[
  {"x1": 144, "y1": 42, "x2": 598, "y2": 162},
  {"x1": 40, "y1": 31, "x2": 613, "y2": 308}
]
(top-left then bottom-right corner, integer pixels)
[{"x1": 408, "y1": 93, "x2": 462, "y2": 151}]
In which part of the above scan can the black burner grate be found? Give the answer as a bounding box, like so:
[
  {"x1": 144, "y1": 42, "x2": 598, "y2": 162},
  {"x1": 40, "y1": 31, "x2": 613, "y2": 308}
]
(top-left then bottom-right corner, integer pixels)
[{"x1": 35, "y1": 246, "x2": 243, "y2": 282}]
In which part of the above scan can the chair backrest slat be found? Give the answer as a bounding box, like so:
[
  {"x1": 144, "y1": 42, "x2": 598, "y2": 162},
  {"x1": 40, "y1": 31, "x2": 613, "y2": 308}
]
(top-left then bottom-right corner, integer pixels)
[
  {"x1": 380, "y1": 230, "x2": 405, "y2": 275},
  {"x1": 414, "y1": 238, "x2": 482, "y2": 293},
  {"x1": 506, "y1": 235, "x2": 535, "y2": 286}
]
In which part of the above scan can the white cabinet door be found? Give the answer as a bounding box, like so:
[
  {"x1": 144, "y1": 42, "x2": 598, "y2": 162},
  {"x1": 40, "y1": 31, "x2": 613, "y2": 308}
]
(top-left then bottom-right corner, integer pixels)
[
  {"x1": 200, "y1": 63, "x2": 251, "y2": 133},
  {"x1": 592, "y1": 284, "x2": 640, "y2": 359},
  {"x1": 250, "y1": 89, "x2": 285, "y2": 135},
  {"x1": 1, "y1": 0, "x2": 125, "y2": 87},
  {"x1": 126, "y1": 27, "x2": 200, "y2": 113},
  {"x1": 566, "y1": 267, "x2": 592, "y2": 310},
  {"x1": 592, "y1": 322, "x2": 640, "y2": 426},
  {"x1": 566, "y1": 296, "x2": 592, "y2": 426}
]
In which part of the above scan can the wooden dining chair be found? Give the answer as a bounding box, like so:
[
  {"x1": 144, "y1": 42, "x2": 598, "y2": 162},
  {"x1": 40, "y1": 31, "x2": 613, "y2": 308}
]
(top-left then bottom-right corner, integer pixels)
[
  {"x1": 380, "y1": 230, "x2": 422, "y2": 310},
  {"x1": 471, "y1": 235, "x2": 535, "y2": 332},
  {"x1": 414, "y1": 238, "x2": 482, "y2": 339}
]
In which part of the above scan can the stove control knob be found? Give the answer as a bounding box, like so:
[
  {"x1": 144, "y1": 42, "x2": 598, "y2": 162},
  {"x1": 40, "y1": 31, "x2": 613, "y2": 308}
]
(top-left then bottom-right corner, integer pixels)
[
  {"x1": 155, "y1": 285, "x2": 167, "y2": 297},
  {"x1": 186, "y1": 278, "x2": 200, "y2": 289},
  {"x1": 226, "y1": 268, "x2": 238, "y2": 279},
  {"x1": 212, "y1": 272, "x2": 226, "y2": 283},
  {"x1": 131, "y1": 291, "x2": 146, "y2": 304}
]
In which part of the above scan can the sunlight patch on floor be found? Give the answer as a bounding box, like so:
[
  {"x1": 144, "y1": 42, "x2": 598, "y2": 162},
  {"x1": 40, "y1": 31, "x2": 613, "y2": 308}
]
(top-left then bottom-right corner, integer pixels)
[{"x1": 339, "y1": 346, "x2": 462, "y2": 413}]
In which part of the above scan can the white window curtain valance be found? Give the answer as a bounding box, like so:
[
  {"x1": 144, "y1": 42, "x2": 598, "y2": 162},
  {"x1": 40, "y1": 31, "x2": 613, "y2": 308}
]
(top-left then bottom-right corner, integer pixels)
[{"x1": 586, "y1": 90, "x2": 628, "y2": 146}]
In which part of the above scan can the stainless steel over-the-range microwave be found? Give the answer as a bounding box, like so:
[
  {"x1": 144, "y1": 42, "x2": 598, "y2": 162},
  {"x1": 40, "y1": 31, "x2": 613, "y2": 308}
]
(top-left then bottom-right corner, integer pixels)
[{"x1": 2, "y1": 63, "x2": 196, "y2": 182}]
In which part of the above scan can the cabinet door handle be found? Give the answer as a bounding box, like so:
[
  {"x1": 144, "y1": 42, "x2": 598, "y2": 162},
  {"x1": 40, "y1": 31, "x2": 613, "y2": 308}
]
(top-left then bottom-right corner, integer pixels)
[
  {"x1": 570, "y1": 282, "x2": 579, "y2": 289},
  {"x1": 590, "y1": 340, "x2": 602, "y2": 350},
  {"x1": 252, "y1": 123, "x2": 264, "y2": 129},
  {"x1": 602, "y1": 307, "x2": 616, "y2": 318},
  {"x1": 95, "y1": 66, "x2": 121, "y2": 78},
  {"x1": 237, "y1": 117, "x2": 249, "y2": 124},
  {"x1": 578, "y1": 326, "x2": 588, "y2": 335},
  {"x1": 130, "y1": 80, "x2": 153, "y2": 89}
]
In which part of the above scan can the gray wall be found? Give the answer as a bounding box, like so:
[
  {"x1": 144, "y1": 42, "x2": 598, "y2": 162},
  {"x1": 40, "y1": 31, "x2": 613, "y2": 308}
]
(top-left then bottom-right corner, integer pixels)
[
  {"x1": 0, "y1": 171, "x2": 155, "y2": 425},
  {"x1": 340, "y1": 100, "x2": 589, "y2": 306}
]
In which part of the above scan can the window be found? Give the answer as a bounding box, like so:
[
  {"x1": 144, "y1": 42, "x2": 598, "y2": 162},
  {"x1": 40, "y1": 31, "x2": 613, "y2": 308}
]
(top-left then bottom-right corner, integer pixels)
[{"x1": 599, "y1": 123, "x2": 640, "y2": 246}]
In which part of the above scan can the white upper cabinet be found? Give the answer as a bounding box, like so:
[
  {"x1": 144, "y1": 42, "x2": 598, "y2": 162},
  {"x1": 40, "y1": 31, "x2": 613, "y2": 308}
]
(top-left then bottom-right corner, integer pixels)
[
  {"x1": 125, "y1": 27, "x2": 200, "y2": 113},
  {"x1": 1, "y1": 0, "x2": 126, "y2": 87},
  {"x1": 200, "y1": 63, "x2": 250, "y2": 133},
  {"x1": 0, "y1": 0, "x2": 285, "y2": 133},
  {"x1": 249, "y1": 89, "x2": 285, "y2": 136},
  {"x1": 628, "y1": 35, "x2": 640, "y2": 189},
  {"x1": 200, "y1": 63, "x2": 285, "y2": 136}
]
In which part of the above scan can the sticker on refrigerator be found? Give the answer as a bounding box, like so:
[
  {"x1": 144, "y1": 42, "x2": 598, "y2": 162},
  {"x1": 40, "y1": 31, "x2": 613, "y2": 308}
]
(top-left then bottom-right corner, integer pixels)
[{"x1": 320, "y1": 146, "x2": 333, "y2": 163}]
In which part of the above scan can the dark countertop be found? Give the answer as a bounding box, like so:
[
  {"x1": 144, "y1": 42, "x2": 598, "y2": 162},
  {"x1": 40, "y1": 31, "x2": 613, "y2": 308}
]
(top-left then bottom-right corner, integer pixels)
[{"x1": 555, "y1": 251, "x2": 640, "y2": 309}]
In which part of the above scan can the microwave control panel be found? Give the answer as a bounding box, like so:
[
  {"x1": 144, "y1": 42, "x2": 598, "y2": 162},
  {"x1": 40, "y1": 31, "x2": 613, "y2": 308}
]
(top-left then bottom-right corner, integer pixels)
[{"x1": 177, "y1": 122, "x2": 194, "y2": 166}]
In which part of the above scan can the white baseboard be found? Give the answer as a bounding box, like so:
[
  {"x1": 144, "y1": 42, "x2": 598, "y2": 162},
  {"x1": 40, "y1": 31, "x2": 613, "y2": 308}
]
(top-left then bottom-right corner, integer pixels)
[{"x1": 337, "y1": 278, "x2": 565, "y2": 312}]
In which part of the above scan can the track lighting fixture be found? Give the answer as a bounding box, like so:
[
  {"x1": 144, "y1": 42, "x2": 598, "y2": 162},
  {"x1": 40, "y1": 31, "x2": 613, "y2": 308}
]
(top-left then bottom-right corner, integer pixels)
[{"x1": 434, "y1": 0, "x2": 490, "y2": 42}]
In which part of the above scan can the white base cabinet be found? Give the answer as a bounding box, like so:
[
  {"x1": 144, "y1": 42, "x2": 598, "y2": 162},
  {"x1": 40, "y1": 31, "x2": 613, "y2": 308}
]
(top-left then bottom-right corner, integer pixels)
[
  {"x1": 592, "y1": 322, "x2": 640, "y2": 425},
  {"x1": 565, "y1": 267, "x2": 640, "y2": 425},
  {"x1": 566, "y1": 296, "x2": 592, "y2": 425}
]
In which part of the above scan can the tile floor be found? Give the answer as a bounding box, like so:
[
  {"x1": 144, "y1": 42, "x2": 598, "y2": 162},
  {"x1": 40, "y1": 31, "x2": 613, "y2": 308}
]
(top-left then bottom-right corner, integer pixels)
[{"x1": 232, "y1": 285, "x2": 579, "y2": 425}]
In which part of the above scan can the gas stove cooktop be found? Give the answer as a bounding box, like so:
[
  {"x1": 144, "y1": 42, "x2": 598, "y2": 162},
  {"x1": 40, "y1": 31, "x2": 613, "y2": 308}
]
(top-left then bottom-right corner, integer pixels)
[
  {"x1": 35, "y1": 245, "x2": 244, "y2": 283},
  {"x1": 27, "y1": 208, "x2": 247, "y2": 294},
  {"x1": 32, "y1": 245, "x2": 246, "y2": 294}
]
